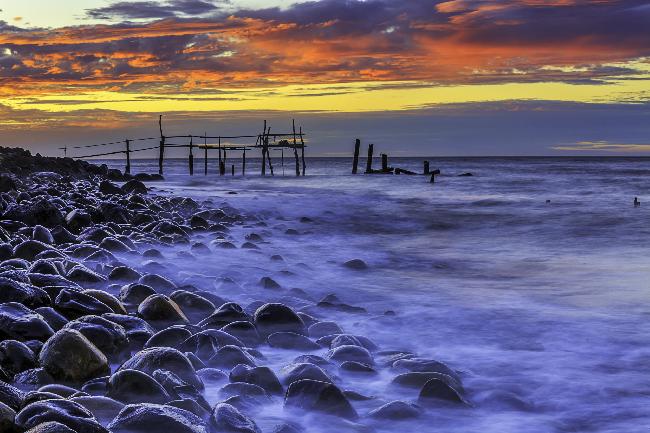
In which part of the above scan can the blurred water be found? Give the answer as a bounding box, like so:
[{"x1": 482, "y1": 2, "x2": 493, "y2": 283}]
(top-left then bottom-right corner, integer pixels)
[{"x1": 103, "y1": 157, "x2": 650, "y2": 433}]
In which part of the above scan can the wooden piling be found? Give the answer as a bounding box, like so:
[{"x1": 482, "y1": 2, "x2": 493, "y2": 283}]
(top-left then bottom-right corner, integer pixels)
[
  {"x1": 300, "y1": 126, "x2": 306, "y2": 176},
  {"x1": 423, "y1": 161, "x2": 430, "y2": 175},
  {"x1": 204, "y1": 133, "x2": 208, "y2": 175},
  {"x1": 125, "y1": 139, "x2": 131, "y2": 175},
  {"x1": 261, "y1": 121, "x2": 267, "y2": 176},
  {"x1": 158, "y1": 115, "x2": 165, "y2": 175},
  {"x1": 352, "y1": 139, "x2": 360, "y2": 174},
  {"x1": 188, "y1": 136, "x2": 194, "y2": 176},
  {"x1": 381, "y1": 153, "x2": 388, "y2": 172},
  {"x1": 231, "y1": 164, "x2": 235, "y2": 176},
  {"x1": 429, "y1": 169, "x2": 441, "y2": 183},
  {"x1": 365, "y1": 143, "x2": 374, "y2": 173},
  {"x1": 221, "y1": 149, "x2": 227, "y2": 176},
  {"x1": 218, "y1": 137, "x2": 224, "y2": 176},
  {"x1": 266, "y1": 127, "x2": 275, "y2": 176},
  {"x1": 293, "y1": 120, "x2": 300, "y2": 176},
  {"x1": 242, "y1": 149, "x2": 246, "y2": 176}
]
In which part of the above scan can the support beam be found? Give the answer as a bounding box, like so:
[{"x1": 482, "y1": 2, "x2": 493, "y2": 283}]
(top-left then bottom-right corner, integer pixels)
[
  {"x1": 204, "y1": 134, "x2": 208, "y2": 175},
  {"x1": 293, "y1": 119, "x2": 300, "y2": 176},
  {"x1": 188, "y1": 136, "x2": 194, "y2": 176},
  {"x1": 352, "y1": 139, "x2": 360, "y2": 174},
  {"x1": 300, "y1": 126, "x2": 306, "y2": 176},
  {"x1": 158, "y1": 115, "x2": 165, "y2": 175},
  {"x1": 365, "y1": 143, "x2": 374, "y2": 174},
  {"x1": 125, "y1": 139, "x2": 131, "y2": 175},
  {"x1": 266, "y1": 127, "x2": 275, "y2": 176},
  {"x1": 261, "y1": 121, "x2": 267, "y2": 176}
]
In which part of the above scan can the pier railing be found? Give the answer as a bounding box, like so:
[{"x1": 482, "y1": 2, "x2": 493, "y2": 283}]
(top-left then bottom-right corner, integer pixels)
[{"x1": 59, "y1": 117, "x2": 307, "y2": 177}]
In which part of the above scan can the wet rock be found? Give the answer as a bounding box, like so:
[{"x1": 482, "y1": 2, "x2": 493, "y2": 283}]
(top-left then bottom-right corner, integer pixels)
[
  {"x1": 339, "y1": 361, "x2": 375, "y2": 374},
  {"x1": 392, "y1": 358, "x2": 459, "y2": 381},
  {"x1": 24, "y1": 421, "x2": 77, "y2": 433},
  {"x1": 108, "y1": 404, "x2": 209, "y2": 433},
  {"x1": 211, "y1": 403, "x2": 261, "y2": 433},
  {"x1": 316, "y1": 294, "x2": 366, "y2": 314},
  {"x1": 38, "y1": 384, "x2": 79, "y2": 398},
  {"x1": 29, "y1": 260, "x2": 60, "y2": 275},
  {"x1": 268, "y1": 332, "x2": 320, "y2": 351},
  {"x1": 176, "y1": 332, "x2": 220, "y2": 361},
  {"x1": 63, "y1": 315, "x2": 130, "y2": 361},
  {"x1": 327, "y1": 345, "x2": 374, "y2": 365},
  {"x1": 368, "y1": 401, "x2": 420, "y2": 420},
  {"x1": 138, "y1": 274, "x2": 176, "y2": 294},
  {"x1": 70, "y1": 396, "x2": 124, "y2": 426},
  {"x1": 102, "y1": 314, "x2": 154, "y2": 350},
  {"x1": 199, "y1": 303, "x2": 249, "y2": 329},
  {"x1": 13, "y1": 240, "x2": 53, "y2": 261},
  {"x1": 207, "y1": 345, "x2": 256, "y2": 370},
  {"x1": 284, "y1": 379, "x2": 357, "y2": 420},
  {"x1": 253, "y1": 303, "x2": 305, "y2": 338},
  {"x1": 82, "y1": 290, "x2": 127, "y2": 315},
  {"x1": 0, "y1": 340, "x2": 36, "y2": 376},
  {"x1": 138, "y1": 294, "x2": 189, "y2": 328},
  {"x1": 99, "y1": 237, "x2": 131, "y2": 253},
  {"x1": 280, "y1": 363, "x2": 332, "y2": 386},
  {"x1": 343, "y1": 259, "x2": 367, "y2": 270},
  {"x1": 271, "y1": 422, "x2": 304, "y2": 433},
  {"x1": 418, "y1": 378, "x2": 467, "y2": 405},
  {"x1": 259, "y1": 276, "x2": 281, "y2": 290},
  {"x1": 218, "y1": 382, "x2": 268, "y2": 401},
  {"x1": 80, "y1": 377, "x2": 109, "y2": 396},
  {"x1": 167, "y1": 399, "x2": 209, "y2": 419},
  {"x1": 0, "y1": 401, "x2": 17, "y2": 433},
  {"x1": 119, "y1": 283, "x2": 157, "y2": 307},
  {"x1": 4, "y1": 198, "x2": 64, "y2": 228},
  {"x1": 66, "y1": 266, "x2": 105, "y2": 284},
  {"x1": 324, "y1": 334, "x2": 378, "y2": 352},
  {"x1": 15, "y1": 399, "x2": 107, "y2": 433},
  {"x1": 107, "y1": 369, "x2": 171, "y2": 404},
  {"x1": 65, "y1": 210, "x2": 92, "y2": 234},
  {"x1": 392, "y1": 372, "x2": 462, "y2": 391},
  {"x1": 230, "y1": 365, "x2": 283, "y2": 395},
  {"x1": 50, "y1": 227, "x2": 78, "y2": 245},
  {"x1": 0, "y1": 303, "x2": 54, "y2": 342},
  {"x1": 109, "y1": 266, "x2": 142, "y2": 282},
  {"x1": 221, "y1": 322, "x2": 260, "y2": 347},
  {"x1": 308, "y1": 321, "x2": 343, "y2": 339},
  {"x1": 144, "y1": 327, "x2": 193, "y2": 350},
  {"x1": 99, "y1": 181, "x2": 123, "y2": 196},
  {"x1": 33, "y1": 226, "x2": 55, "y2": 245},
  {"x1": 0, "y1": 380, "x2": 25, "y2": 411},
  {"x1": 170, "y1": 290, "x2": 215, "y2": 323},
  {"x1": 121, "y1": 180, "x2": 148, "y2": 195},
  {"x1": 54, "y1": 289, "x2": 113, "y2": 319},
  {"x1": 13, "y1": 368, "x2": 55, "y2": 388},
  {"x1": 39, "y1": 329, "x2": 109, "y2": 383},
  {"x1": 119, "y1": 347, "x2": 202, "y2": 391},
  {"x1": 0, "y1": 277, "x2": 51, "y2": 309},
  {"x1": 197, "y1": 368, "x2": 228, "y2": 385}
]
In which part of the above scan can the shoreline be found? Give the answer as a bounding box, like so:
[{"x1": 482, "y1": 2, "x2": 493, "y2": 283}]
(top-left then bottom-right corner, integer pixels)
[{"x1": 0, "y1": 147, "x2": 464, "y2": 433}]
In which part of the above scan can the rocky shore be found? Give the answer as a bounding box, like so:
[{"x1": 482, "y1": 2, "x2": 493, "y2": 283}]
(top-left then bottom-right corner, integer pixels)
[{"x1": 0, "y1": 147, "x2": 467, "y2": 433}]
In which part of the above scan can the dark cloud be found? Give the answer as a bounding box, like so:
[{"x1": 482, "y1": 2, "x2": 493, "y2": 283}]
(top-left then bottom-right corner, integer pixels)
[{"x1": 87, "y1": 0, "x2": 227, "y2": 20}]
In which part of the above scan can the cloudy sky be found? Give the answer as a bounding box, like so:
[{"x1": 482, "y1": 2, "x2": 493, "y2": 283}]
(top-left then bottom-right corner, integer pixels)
[{"x1": 1, "y1": 0, "x2": 649, "y2": 156}]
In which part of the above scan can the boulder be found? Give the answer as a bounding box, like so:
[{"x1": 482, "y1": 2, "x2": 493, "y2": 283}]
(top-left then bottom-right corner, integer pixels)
[
  {"x1": 54, "y1": 289, "x2": 113, "y2": 319},
  {"x1": 327, "y1": 345, "x2": 374, "y2": 365},
  {"x1": 25, "y1": 421, "x2": 77, "y2": 433},
  {"x1": 119, "y1": 347, "x2": 202, "y2": 391},
  {"x1": 267, "y1": 332, "x2": 319, "y2": 351},
  {"x1": 82, "y1": 290, "x2": 127, "y2": 315},
  {"x1": 121, "y1": 180, "x2": 148, "y2": 195},
  {"x1": 99, "y1": 181, "x2": 123, "y2": 196},
  {"x1": 38, "y1": 329, "x2": 109, "y2": 382},
  {"x1": 220, "y1": 322, "x2": 260, "y2": 347},
  {"x1": 70, "y1": 396, "x2": 124, "y2": 426},
  {"x1": 253, "y1": 303, "x2": 305, "y2": 338},
  {"x1": 109, "y1": 266, "x2": 142, "y2": 282},
  {"x1": 198, "y1": 303, "x2": 249, "y2": 329},
  {"x1": 308, "y1": 321, "x2": 343, "y2": 339},
  {"x1": 63, "y1": 315, "x2": 130, "y2": 361},
  {"x1": 137, "y1": 294, "x2": 189, "y2": 328},
  {"x1": 102, "y1": 314, "x2": 154, "y2": 350},
  {"x1": 280, "y1": 363, "x2": 332, "y2": 386},
  {"x1": 284, "y1": 379, "x2": 357, "y2": 420},
  {"x1": 418, "y1": 378, "x2": 467, "y2": 405},
  {"x1": 32, "y1": 226, "x2": 55, "y2": 245},
  {"x1": 14, "y1": 399, "x2": 107, "y2": 433},
  {"x1": 368, "y1": 401, "x2": 420, "y2": 419},
  {"x1": 107, "y1": 369, "x2": 171, "y2": 404},
  {"x1": 0, "y1": 400, "x2": 17, "y2": 433},
  {"x1": 0, "y1": 340, "x2": 36, "y2": 376},
  {"x1": 0, "y1": 303, "x2": 54, "y2": 342},
  {"x1": 108, "y1": 404, "x2": 209, "y2": 433},
  {"x1": 0, "y1": 380, "x2": 25, "y2": 411},
  {"x1": 65, "y1": 210, "x2": 92, "y2": 234},
  {"x1": 0, "y1": 277, "x2": 51, "y2": 309},
  {"x1": 169, "y1": 290, "x2": 215, "y2": 323},
  {"x1": 207, "y1": 346, "x2": 256, "y2": 370},
  {"x1": 211, "y1": 403, "x2": 261, "y2": 433},
  {"x1": 229, "y1": 365, "x2": 283, "y2": 395},
  {"x1": 13, "y1": 240, "x2": 53, "y2": 261},
  {"x1": 3, "y1": 198, "x2": 64, "y2": 228}
]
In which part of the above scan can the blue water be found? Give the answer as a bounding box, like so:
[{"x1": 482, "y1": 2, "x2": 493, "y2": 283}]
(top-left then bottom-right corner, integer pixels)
[{"x1": 103, "y1": 157, "x2": 650, "y2": 433}]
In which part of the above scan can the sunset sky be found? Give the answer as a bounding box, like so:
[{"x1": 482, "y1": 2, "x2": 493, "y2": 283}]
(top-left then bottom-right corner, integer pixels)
[{"x1": 1, "y1": 0, "x2": 649, "y2": 156}]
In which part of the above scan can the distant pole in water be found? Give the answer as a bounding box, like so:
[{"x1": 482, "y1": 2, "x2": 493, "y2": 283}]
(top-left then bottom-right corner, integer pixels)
[
  {"x1": 188, "y1": 135, "x2": 194, "y2": 176},
  {"x1": 231, "y1": 164, "x2": 235, "y2": 176},
  {"x1": 125, "y1": 139, "x2": 131, "y2": 175},
  {"x1": 266, "y1": 127, "x2": 275, "y2": 176},
  {"x1": 381, "y1": 153, "x2": 389, "y2": 172},
  {"x1": 365, "y1": 143, "x2": 374, "y2": 174},
  {"x1": 204, "y1": 133, "x2": 208, "y2": 176},
  {"x1": 300, "y1": 126, "x2": 306, "y2": 176},
  {"x1": 293, "y1": 119, "x2": 300, "y2": 176},
  {"x1": 242, "y1": 149, "x2": 246, "y2": 176},
  {"x1": 429, "y1": 169, "x2": 440, "y2": 184},
  {"x1": 634, "y1": 197, "x2": 640, "y2": 207},
  {"x1": 352, "y1": 139, "x2": 361, "y2": 174},
  {"x1": 281, "y1": 148, "x2": 285, "y2": 176},
  {"x1": 218, "y1": 137, "x2": 224, "y2": 176},
  {"x1": 158, "y1": 115, "x2": 165, "y2": 175},
  {"x1": 423, "y1": 161, "x2": 430, "y2": 175},
  {"x1": 261, "y1": 120, "x2": 267, "y2": 176}
]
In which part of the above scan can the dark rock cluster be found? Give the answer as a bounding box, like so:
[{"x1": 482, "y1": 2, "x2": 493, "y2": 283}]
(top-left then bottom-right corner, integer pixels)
[{"x1": 0, "y1": 147, "x2": 468, "y2": 432}]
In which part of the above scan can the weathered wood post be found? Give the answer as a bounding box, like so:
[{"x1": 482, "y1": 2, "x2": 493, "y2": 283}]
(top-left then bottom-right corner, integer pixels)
[
  {"x1": 266, "y1": 127, "x2": 275, "y2": 176},
  {"x1": 281, "y1": 149, "x2": 285, "y2": 176},
  {"x1": 293, "y1": 120, "x2": 300, "y2": 176},
  {"x1": 218, "y1": 137, "x2": 224, "y2": 176},
  {"x1": 231, "y1": 164, "x2": 235, "y2": 176},
  {"x1": 300, "y1": 126, "x2": 306, "y2": 176},
  {"x1": 423, "y1": 161, "x2": 430, "y2": 175},
  {"x1": 204, "y1": 133, "x2": 208, "y2": 175},
  {"x1": 261, "y1": 121, "x2": 267, "y2": 176},
  {"x1": 430, "y1": 169, "x2": 440, "y2": 183},
  {"x1": 242, "y1": 149, "x2": 246, "y2": 176},
  {"x1": 365, "y1": 143, "x2": 374, "y2": 173},
  {"x1": 381, "y1": 153, "x2": 388, "y2": 172},
  {"x1": 222, "y1": 149, "x2": 227, "y2": 176},
  {"x1": 352, "y1": 139, "x2": 360, "y2": 174},
  {"x1": 125, "y1": 139, "x2": 131, "y2": 175},
  {"x1": 188, "y1": 135, "x2": 194, "y2": 175},
  {"x1": 158, "y1": 115, "x2": 165, "y2": 175}
]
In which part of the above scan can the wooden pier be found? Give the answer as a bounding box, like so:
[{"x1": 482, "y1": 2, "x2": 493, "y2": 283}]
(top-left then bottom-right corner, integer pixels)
[{"x1": 60, "y1": 117, "x2": 308, "y2": 177}]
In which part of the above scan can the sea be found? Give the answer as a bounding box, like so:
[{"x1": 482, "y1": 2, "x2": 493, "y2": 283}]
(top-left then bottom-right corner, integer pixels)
[{"x1": 101, "y1": 156, "x2": 650, "y2": 433}]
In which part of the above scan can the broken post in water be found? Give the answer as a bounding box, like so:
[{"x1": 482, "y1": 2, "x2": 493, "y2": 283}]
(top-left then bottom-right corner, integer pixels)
[
  {"x1": 430, "y1": 169, "x2": 441, "y2": 183},
  {"x1": 352, "y1": 139, "x2": 361, "y2": 174},
  {"x1": 381, "y1": 153, "x2": 390, "y2": 173},
  {"x1": 158, "y1": 115, "x2": 165, "y2": 175},
  {"x1": 204, "y1": 134, "x2": 208, "y2": 175},
  {"x1": 125, "y1": 139, "x2": 131, "y2": 175},
  {"x1": 293, "y1": 120, "x2": 300, "y2": 176},
  {"x1": 242, "y1": 149, "x2": 246, "y2": 176},
  {"x1": 300, "y1": 126, "x2": 306, "y2": 176},
  {"x1": 365, "y1": 144, "x2": 374, "y2": 173},
  {"x1": 188, "y1": 136, "x2": 194, "y2": 175},
  {"x1": 423, "y1": 161, "x2": 430, "y2": 175}
]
